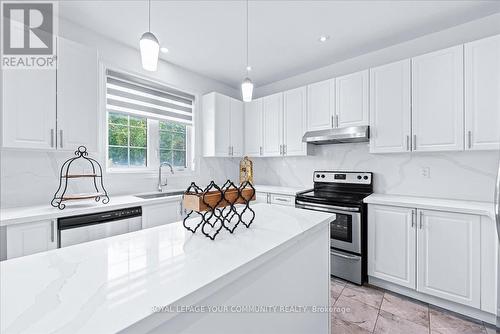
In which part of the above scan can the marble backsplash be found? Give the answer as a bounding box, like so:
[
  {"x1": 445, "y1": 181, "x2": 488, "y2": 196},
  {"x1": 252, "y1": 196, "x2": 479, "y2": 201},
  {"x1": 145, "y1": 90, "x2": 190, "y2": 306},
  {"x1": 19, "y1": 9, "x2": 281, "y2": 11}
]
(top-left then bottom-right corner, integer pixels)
[{"x1": 251, "y1": 143, "x2": 499, "y2": 203}]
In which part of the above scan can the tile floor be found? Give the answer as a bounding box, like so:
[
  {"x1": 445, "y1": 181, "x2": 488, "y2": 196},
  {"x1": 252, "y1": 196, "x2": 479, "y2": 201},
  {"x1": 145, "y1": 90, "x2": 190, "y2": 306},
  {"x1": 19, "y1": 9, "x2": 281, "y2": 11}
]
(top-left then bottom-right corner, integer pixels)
[{"x1": 330, "y1": 278, "x2": 498, "y2": 334}]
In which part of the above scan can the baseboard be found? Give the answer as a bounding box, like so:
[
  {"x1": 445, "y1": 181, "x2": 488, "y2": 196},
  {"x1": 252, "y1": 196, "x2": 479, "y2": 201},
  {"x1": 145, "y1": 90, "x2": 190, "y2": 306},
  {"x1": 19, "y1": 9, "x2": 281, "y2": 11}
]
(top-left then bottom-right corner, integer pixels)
[{"x1": 368, "y1": 276, "x2": 497, "y2": 325}]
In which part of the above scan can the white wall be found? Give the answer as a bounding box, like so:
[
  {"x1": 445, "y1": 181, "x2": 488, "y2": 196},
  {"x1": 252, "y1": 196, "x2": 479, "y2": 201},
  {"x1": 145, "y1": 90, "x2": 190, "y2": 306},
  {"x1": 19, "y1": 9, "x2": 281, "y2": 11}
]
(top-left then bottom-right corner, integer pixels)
[
  {"x1": 252, "y1": 13, "x2": 500, "y2": 203},
  {"x1": 0, "y1": 18, "x2": 240, "y2": 208}
]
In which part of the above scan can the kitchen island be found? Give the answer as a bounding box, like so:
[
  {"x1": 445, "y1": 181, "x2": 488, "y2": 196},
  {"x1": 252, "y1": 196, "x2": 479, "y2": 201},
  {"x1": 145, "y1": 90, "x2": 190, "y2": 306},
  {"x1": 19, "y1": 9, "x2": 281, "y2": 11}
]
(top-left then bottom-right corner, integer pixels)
[{"x1": 0, "y1": 203, "x2": 332, "y2": 334}]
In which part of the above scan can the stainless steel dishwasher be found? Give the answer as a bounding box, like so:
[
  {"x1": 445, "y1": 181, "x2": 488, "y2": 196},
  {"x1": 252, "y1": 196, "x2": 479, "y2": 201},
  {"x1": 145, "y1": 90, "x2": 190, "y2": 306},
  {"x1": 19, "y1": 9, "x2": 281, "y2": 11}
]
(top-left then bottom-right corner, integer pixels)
[{"x1": 58, "y1": 207, "x2": 142, "y2": 247}]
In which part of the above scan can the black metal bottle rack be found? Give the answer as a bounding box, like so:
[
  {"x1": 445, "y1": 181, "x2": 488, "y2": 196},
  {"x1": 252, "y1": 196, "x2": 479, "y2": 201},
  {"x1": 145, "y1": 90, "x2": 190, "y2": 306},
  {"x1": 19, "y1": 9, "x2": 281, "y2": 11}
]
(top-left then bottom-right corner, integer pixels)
[{"x1": 51, "y1": 146, "x2": 109, "y2": 210}]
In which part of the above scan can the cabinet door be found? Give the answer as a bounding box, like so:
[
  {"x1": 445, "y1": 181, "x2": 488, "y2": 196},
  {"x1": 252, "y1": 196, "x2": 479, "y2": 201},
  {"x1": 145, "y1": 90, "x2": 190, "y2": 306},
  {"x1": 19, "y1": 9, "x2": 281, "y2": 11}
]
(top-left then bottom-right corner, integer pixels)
[
  {"x1": 465, "y1": 35, "x2": 500, "y2": 151},
  {"x1": 369, "y1": 60, "x2": 411, "y2": 153},
  {"x1": 412, "y1": 46, "x2": 464, "y2": 152},
  {"x1": 230, "y1": 98, "x2": 244, "y2": 156},
  {"x1": 6, "y1": 220, "x2": 57, "y2": 259},
  {"x1": 262, "y1": 93, "x2": 284, "y2": 157},
  {"x1": 255, "y1": 192, "x2": 269, "y2": 203},
  {"x1": 2, "y1": 69, "x2": 56, "y2": 149},
  {"x1": 416, "y1": 210, "x2": 480, "y2": 308},
  {"x1": 202, "y1": 93, "x2": 231, "y2": 157},
  {"x1": 368, "y1": 205, "x2": 416, "y2": 289},
  {"x1": 307, "y1": 79, "x2": 335, "y2": 131},
  {"x1": 244, "y1": 98, "x2": 263, "y2": 157},
  {"x1": 142, "y1": 201, "x2": 182, "y2": 229},
  {"x1": 283, "y1": 86, "x2": 307, "y2": 156},
  {"x1": 336, "y1": 70, "x2": 369, "y2": 127},
  {"x1": 57, "y1": 37, "x2": 99, "y2": 152}
]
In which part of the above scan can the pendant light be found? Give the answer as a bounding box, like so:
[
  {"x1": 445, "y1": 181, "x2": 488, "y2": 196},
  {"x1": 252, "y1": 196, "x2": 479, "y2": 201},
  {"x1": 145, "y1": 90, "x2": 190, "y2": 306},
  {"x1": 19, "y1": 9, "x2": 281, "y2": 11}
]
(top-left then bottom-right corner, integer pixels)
[
  {"x1": 241, "y1": 0, "x2": 254, "y2": 102},
  {"x1": 140, "y1": 0, "x2": 159, "y2": 71}
]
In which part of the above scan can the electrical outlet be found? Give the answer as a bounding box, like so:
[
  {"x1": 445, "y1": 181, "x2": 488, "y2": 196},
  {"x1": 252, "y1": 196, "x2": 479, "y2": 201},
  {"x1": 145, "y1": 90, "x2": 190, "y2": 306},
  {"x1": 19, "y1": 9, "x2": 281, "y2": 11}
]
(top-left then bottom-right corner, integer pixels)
[{"x1": 421, "y1": 167, "x2": 430, "y2": 178}]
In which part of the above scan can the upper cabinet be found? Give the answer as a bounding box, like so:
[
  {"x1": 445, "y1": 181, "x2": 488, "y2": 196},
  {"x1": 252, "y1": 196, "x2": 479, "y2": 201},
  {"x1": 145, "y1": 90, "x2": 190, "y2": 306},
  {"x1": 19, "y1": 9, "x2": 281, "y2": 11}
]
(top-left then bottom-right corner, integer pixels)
[
  {"x1": 202, "y1": 92, "x2": 243, "y2": 157},
  {"x1": 57, "y1": 37, "x2": 99, "y2": 152},
  {"x1": 465, "y1": 35, "x2": 500, "y2": 151},
  {"x1": 244, "y1": 98, "x2": 263, "y2": 157},
  {"x1": 2, "y1": 37, "x2": 99, "y2": 151},
  {"x1": 2, "y1": 69, "x2": 57, "y2": 149},
  {"x1": 283, "y1": 86, "x2": 307, "y2": 156},
  {"x1": 262, "y1": 93, "x2": 284, "y2": 157},
  {"x1": 335, "y1": 70, "x2": 369, "y2": 128},
  {"x1": 306, "y1": 79, "x2": 335, "y2": 131},
  {"x1": 411, "y1": 45, "x2": 464, "y2": 152},
  {"x1": 369, "y1": 60, "x2": 411, "y2": 153}
]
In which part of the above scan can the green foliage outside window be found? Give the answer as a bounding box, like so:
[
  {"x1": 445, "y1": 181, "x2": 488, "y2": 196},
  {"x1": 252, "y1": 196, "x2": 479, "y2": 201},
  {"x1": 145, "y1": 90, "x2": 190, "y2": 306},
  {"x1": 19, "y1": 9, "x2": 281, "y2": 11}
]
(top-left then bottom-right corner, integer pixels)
[
  {"x1": 159, "y1": 120, "x2": 187, "y2": 167},
  {"x1": 108, "y1": 112, "x2": 147, "y2": 167}
]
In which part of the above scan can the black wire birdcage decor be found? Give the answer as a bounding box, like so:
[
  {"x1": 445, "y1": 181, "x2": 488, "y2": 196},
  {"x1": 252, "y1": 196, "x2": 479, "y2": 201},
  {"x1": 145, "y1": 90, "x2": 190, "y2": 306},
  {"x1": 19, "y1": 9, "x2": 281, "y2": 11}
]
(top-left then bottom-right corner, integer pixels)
[{"x1": 51, "y1": 146, "x2": 109, "y2": 210}]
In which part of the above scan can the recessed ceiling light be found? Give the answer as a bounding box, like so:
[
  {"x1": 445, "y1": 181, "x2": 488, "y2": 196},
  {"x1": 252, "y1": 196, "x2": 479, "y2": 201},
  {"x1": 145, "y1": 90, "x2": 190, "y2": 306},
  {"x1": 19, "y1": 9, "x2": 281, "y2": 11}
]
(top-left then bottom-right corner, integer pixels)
[
  {"x1": 246, "y1": 65, "x2": 252, "y2": 71},
  {"x1": 318, "y1": 35, "x2": 330, "y2": 43},
  {"x1": 160, "y1": 47, "x2": 169, "y2": 53}
]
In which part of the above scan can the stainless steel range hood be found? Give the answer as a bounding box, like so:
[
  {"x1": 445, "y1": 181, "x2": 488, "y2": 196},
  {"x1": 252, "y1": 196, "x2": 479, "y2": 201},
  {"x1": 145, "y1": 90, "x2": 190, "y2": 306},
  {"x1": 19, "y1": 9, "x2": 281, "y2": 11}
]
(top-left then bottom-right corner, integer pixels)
[{"x1": 302, "y1": 126, "x2": 369, "y2": 145}]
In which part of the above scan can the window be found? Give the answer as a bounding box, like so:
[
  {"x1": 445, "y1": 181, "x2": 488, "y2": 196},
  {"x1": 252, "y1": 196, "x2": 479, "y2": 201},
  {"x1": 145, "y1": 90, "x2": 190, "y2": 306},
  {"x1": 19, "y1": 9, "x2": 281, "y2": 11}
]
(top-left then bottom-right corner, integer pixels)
[
  {"x1": 105, "y1": 69, "x2": 194, "y2": 172},
  {"x1": 108, "y1": 113, "x2": 148, "y2": 167},
  {"x1": 159, "y1": 120, "x2": 187, "y2": 167}
]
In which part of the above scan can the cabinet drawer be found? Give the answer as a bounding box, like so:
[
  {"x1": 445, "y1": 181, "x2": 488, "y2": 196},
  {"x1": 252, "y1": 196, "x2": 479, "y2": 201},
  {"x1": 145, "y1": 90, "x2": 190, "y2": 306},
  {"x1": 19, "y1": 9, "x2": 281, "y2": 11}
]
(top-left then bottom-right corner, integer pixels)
[{"x1": 270, "y1": 194, "x2": 295, "y2": 206}]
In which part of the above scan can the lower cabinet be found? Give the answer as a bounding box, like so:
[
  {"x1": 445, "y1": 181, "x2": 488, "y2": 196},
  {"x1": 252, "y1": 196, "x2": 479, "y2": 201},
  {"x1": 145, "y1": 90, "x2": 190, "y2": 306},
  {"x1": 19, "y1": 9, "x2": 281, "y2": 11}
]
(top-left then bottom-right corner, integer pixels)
[
  {"x1": 142, "y1": 200, "x2": 183, "y2": 229},
  {"x1": 368, "y1": 205, "x2": 481, "y2": 309},
  {"x1": 6, "y1": 220, "x2": 57, "y2": 260},
  {"x1": 255, "y1": 192, "x2": 295, "y2": 206}
]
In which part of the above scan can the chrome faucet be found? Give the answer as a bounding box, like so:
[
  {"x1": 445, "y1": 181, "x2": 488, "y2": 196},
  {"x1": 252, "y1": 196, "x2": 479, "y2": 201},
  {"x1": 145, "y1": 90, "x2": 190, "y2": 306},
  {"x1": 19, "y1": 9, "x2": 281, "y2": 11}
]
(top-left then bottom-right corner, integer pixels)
[{"x1": 158, "y1": 162, "x2": 174, "y2": 192}]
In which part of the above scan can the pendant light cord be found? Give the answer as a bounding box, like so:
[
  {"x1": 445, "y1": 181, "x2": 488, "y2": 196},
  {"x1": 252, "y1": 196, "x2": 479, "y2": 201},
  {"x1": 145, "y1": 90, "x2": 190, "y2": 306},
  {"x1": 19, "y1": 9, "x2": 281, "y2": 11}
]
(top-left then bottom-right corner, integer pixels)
[
  {"x1": 148, "y1": 0, "x2": 151, "y2": 32},
  {"x1": 246, "y1": 0, "x2": 249, "y2": 76}
]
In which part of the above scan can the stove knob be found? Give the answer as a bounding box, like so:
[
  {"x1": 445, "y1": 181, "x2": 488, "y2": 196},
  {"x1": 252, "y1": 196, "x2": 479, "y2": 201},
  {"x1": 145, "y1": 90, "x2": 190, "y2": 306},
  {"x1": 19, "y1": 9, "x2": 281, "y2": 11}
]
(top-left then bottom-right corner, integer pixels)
[
  {"x1": 321, "y1": 174, "x2": 325, "y2": 178},
  {"x1": 316, "y1": 174, "x2": 321, "y2": 178},
  {"x1": 363, "y1": 175, "x2": 369, "y2": 180},
  {"x1": 357, "y1": 175, "x2": 362, "y2": 180}
]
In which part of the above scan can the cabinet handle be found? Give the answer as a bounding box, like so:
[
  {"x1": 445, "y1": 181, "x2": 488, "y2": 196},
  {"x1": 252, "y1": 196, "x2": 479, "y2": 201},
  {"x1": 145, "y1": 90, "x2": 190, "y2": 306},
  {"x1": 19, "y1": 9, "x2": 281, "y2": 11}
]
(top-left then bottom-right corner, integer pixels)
[
  {"x1": 51, "y1": 220, "x2": 55, "y2": 242},
  {"x1": 411, "y1": 210, "x2": 415, "y2": 228},
  {"x1": 232, "y1": 146, "x2": 234, "y2": 156},
  {"x1": 406, "y1": 135, "x2": 410, "y2": 151},
  {"x1": 267, "y1": 193, "x2": 270, "y2": 203},
  {"x1": 284, "y1": 144, "x2": 287, "y2": 156},
  {"x1": 467, "y1": 131, "x2": 472, "y2": 149},
  {"x1": 59, "y1": 130, "x2": 63, "y2": 148},
  {"x1": 331, "y1": 115, "x2": 334, "y2": 128},
  {"x1": 413, "y1": 134, "x2": 417, "y2": 151},
  {"x1": 274, "y1": 197, "x2": 289, "y2": 202},
  {"x1": 179, "y1": 202, "x2": 183, "y2": 216},
  {"x1": 259, "y1": 146, "x2": 263, "y2": 156},
  {"x1": 419, "y1": 211, "x2": 423, "y2": 229},
  {"x1": 279, "y1": 144, "x2": 283, "y2": 155},
  {"x1": 335, "y1": 115, "x2": 339, "y2": 128},
  {"x1": 50, "y1": 129, "x2": 55, "y2": 147}
]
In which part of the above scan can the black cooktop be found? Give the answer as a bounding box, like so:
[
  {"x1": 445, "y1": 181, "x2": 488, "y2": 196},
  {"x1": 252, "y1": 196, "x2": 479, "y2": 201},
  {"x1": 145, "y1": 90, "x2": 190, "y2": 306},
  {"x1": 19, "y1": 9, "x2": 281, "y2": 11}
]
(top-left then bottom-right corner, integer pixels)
[{"x1": 296, "y1": 189, "x2": 371, "y2": 206}]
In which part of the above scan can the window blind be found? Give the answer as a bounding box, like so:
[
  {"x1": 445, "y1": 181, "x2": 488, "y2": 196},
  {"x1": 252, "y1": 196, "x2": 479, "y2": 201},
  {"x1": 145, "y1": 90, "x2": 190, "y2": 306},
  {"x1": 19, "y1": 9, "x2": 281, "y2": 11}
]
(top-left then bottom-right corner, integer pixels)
[{"x1": 106, "y1": 69, "x2": 194, "y2": 124}]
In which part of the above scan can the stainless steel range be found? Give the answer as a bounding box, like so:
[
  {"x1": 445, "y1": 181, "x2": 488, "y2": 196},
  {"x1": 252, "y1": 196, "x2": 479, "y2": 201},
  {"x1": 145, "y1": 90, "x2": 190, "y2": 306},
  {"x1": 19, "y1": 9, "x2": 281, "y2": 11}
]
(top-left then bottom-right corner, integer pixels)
[{"x1": 296, "y1": 171, "x2": 373, "y2": 285}]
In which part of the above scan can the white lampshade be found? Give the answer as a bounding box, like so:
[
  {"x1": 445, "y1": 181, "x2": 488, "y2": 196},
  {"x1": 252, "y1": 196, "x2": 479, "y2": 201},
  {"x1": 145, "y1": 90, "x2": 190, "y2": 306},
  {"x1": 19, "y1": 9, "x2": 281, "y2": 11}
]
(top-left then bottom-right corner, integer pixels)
[
  {"x1": 241, "y1": 77, "x2": 254, "y2": 102},
  {"x1": 140, "y1": 32, "x2": 160, "y2": 71}
]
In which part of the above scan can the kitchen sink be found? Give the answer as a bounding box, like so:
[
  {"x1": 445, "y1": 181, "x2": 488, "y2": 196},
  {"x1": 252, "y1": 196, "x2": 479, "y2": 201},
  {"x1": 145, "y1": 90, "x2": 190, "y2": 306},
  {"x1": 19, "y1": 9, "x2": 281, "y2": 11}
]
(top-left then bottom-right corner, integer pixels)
[{"x1": 135, "y1": 191, "x2": 184, "y2": 199}]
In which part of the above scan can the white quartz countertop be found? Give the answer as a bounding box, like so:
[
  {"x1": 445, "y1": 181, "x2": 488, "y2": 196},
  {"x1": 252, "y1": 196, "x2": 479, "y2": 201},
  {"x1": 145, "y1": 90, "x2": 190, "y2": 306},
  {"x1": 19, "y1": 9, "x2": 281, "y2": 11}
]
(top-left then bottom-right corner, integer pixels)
[
  {"x1": 364, "y1": 194, "x2": 495, "y2": 220},
  {"x1": 0, "y1": 189, "x2": 185, "y2": 227},
  {"x1": 0, "y1": 204, "x2": 332, "y2": 334},
  {"x1": 254, "y1": 184, "x2": 308, "y2": 196}
]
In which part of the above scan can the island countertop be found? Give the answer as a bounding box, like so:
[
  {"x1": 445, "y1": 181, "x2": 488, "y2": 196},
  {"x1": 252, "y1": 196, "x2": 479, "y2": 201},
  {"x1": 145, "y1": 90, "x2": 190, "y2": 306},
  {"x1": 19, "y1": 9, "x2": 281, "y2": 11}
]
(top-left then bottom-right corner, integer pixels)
[{"x1": 0, "y1": 203, "x2": 332, "y2": 334}]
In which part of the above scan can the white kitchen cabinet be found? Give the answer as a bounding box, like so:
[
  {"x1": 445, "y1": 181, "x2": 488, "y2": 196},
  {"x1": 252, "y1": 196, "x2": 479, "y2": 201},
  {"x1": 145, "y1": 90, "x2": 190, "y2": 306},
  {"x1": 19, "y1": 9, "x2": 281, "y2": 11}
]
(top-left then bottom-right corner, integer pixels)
[
  {"x1": 57, "y1": 37, "x2": 99, "y2": 152},
  {"x1": 335, "y1": 70, "x2": 369, "y2": 127},
  {"x1": 411, "y1": 45, "x2": 464, "y2": 152},
  {"x1": 256, "y1": 192, "x2": 270, "y2": 203},
  {"x1": 202, "y1": 92, "x2": 243, "y2": 157},
  {"x1": 369, "y1": 60, "x2": 411, "y2": 153},
  {"x1": 283, "y1": 86, "x2": 307, "y2": 156},
  {"x1": 465, "y1": 34, "x2": 500, "y2": 151},
  {"x1": 269, "y1": 193, "x2": 295, "y2": 206},
  {"x1": 306, "y1": 79, "x2": 335, "y2": 131},
  {"x1": 230, "y1": 98, "x2": 244, "y2": 156},
  {"x1": 142, "y1": 200, "x2": 183, "y2": 229},
  {"x1": 368, "y1": 205, "x2": 416, "y2": 289},
  {"x1": 6, "y1": 220, "x2": 57, "y2": 259},
  {"x1": 244, "y1": 98, "x2": 263, "y2": 157},
  {"x1": 2, "y1": 69, "x2": 57, "y2": 149},
  {"x1": 262, "y1": 93, "x2": 284, "y2": 157},
  {"x1": 416, "y1": 209, "x2": 480, "y2": 308}
]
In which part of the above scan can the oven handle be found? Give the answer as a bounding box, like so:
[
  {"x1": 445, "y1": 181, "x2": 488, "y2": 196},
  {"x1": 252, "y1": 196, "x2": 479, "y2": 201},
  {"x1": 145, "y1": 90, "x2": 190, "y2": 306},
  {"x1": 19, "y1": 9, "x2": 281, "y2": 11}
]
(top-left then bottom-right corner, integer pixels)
[
  {"x1": 296, "y1": 200, "x2": 360, "y2": 213},
  {"x1": 330, "y1": 250, "x2": 361, "y2": 261}
]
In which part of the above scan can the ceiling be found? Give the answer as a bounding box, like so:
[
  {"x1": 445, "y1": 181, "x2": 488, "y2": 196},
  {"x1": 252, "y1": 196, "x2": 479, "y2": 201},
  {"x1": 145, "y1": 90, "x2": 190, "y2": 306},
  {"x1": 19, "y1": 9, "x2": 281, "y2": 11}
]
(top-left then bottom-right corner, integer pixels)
[{"x1": 59, "y1": 1, "x2": 500, "y2": 88}]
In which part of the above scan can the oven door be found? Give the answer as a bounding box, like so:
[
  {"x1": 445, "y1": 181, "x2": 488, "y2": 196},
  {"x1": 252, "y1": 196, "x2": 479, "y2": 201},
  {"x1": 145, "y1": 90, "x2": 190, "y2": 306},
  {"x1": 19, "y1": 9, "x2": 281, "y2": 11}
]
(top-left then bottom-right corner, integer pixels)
[{"x1": 296, "y1": 200, "x2": 361, "y2": 254}]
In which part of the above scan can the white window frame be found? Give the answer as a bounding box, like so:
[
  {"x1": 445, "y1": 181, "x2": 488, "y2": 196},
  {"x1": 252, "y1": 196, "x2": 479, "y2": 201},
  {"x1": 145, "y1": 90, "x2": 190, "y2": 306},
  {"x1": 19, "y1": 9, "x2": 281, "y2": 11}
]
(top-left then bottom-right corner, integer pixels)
[{"x1": 103, "y1": 65, "x2": 196, "y2": 176}]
